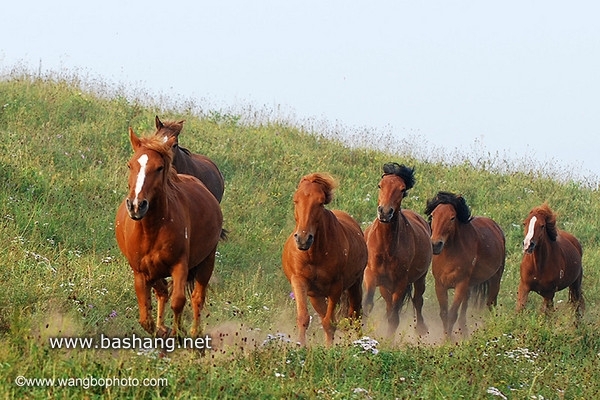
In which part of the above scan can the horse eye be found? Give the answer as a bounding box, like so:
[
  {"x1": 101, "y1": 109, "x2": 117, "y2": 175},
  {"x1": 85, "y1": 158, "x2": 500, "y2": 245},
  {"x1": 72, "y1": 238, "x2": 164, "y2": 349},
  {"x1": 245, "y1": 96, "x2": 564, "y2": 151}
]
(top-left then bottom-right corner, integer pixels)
[
  {"x1": 377, "y1": 184, "x2": 381, "y2": 189},
  {"x1": 157, "y1": 166, "x2": 164, "y2": 172}
]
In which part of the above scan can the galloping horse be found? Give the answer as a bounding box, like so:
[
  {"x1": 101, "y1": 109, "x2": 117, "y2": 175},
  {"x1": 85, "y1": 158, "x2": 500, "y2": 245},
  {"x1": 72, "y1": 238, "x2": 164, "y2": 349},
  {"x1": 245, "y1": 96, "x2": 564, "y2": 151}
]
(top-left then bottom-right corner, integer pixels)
[
  {"x1": 425, "y1": 192, "x2": 505, "y2": 339},
  {"x1": 517, "y1": 203, "x2": 584, "y2": 315},
  {"x1": 363, "y1": 163, "x2": 432, "y2": 336},
  {"x1": 115, "y1": 127, "x2": 224, "y2": 338},
  {"x1": 154, "y1": 116, "x2": 225, "y2": 202},
  {"x1": 282, "y1": 173, "x2": 368, "y2": 346}
]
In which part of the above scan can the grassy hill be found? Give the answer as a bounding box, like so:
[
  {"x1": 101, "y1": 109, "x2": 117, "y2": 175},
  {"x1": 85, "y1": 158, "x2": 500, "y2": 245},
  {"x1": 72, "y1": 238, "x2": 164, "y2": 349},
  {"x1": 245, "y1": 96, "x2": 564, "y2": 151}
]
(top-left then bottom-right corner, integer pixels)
[{"x1": 1, "y1": 72, "x2": 599, "y2": 399}]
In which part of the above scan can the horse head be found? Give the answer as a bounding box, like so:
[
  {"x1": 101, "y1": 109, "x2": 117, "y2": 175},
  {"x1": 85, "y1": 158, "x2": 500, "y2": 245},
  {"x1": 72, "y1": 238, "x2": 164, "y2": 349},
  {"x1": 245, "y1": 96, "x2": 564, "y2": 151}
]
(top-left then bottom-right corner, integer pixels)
[
  {"x1": 523, "y1": 204, "x2": 557, "y2": 254},
  {"x1": 155, "y1": 115, "x2": 185, "y2": 148},
  {"x1": 292, "y1": 173, "x2": 336, "y2": 250},
  {"x1": 125, "y1": 128, "x2": 176, "y2": 220},
  {"x1": 425, "y1": 192, "x2": 471, "y2": 255},
  {"x1": 376, "y1": 163, "x2": 415, "y2": 223}
]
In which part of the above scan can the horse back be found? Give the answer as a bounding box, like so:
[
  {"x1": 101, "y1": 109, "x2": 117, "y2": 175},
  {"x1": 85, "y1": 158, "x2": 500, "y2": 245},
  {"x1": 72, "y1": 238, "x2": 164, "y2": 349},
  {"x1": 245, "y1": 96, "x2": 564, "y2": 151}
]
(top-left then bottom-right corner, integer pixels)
[
  {"x1": 174, "y1": 148, "x2": 225, "y2": 202},
  {"x1": 559, "y1": 229, "x2": 583, "y2": 257},
  {"x1": 469, "y1": 216, "x2": 505, "y2": 281}
]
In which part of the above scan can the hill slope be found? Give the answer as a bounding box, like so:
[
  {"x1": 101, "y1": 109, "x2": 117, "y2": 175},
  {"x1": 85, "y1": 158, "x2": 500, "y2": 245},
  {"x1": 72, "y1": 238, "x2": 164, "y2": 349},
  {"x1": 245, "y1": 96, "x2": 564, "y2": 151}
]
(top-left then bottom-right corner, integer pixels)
[{"x1": 1, "y1": 73, "x2": 599, "y2": 399}]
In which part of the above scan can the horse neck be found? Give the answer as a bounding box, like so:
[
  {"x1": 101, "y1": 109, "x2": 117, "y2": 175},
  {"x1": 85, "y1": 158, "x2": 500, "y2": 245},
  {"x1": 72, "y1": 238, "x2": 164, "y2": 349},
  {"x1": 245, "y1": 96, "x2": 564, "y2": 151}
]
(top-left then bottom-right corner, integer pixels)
[
  {"x1": 444, "y1": 221, "x2": 474, "y2": 252},
  {"x1": 311, "y1": 208, "x2": 342, "y2": 254},
  {"x1": 531, "y1": 237, "x2": 554, "y2": 271},
  {"x1": 375, "y1": 210, "x2": 408, "y2": 244}
]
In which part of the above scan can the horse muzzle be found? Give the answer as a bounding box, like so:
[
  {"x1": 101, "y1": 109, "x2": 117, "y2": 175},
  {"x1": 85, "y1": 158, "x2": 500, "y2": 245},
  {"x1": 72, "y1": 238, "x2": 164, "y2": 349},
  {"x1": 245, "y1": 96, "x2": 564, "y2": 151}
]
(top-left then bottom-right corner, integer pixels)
[
  {"x1": 432, "y1": 240, "x2": 444, "y2": 255},
  {"x1": 126, "y1": 198, "x2": 149, "y2": 220},
  {"x1": 377, "y1": 206, "x2": 394, "y2": 223},
  {"x1": 294, "y1": 232, "x2": 314, "y2": 251}
]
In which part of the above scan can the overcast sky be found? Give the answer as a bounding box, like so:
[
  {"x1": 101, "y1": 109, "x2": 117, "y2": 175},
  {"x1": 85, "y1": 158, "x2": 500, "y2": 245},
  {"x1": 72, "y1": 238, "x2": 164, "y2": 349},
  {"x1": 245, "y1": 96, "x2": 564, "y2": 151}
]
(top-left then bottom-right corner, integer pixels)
[{"x1": 2, "y1": 1, "x2": 599, "y2": 182}]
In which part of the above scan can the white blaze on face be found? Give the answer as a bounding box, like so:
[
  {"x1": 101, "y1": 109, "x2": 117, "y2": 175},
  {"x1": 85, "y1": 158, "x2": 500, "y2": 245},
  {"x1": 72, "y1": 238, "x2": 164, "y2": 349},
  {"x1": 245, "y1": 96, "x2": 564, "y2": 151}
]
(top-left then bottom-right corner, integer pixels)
[
  {"x1": 523, "y1": 216, "x2": 537, "y2": 250},
  {"x1": 133, "y1": 154, "x2": 149, "y2": 206}
]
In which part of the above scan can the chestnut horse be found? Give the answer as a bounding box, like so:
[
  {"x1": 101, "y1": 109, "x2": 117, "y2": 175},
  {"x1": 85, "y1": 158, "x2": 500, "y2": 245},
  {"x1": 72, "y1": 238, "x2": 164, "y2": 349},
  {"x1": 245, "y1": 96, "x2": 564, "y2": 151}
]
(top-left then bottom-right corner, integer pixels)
[
  {"x1": 517, "y1": 203, "x2": 584, "y2": 315},
  {"x1": 425, "y1": 192, "x2": 505, "y2": 339},
  {"x1": 115, "y1": 128, "x2": 224, "y2": 338},
  {"x1": 363, "y1": 163, "x2": 432, "y2": 337},
  {"x1": 282, "y1": 173, "x2": 368, "y2": 346},
  {"x1": 154, "y1": 116, "x2": 225, "y2": 202}
]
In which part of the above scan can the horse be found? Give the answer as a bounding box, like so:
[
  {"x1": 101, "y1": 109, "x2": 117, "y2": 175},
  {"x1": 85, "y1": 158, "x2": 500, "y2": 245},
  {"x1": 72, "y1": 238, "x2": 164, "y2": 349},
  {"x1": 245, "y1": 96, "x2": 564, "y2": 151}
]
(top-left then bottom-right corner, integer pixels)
[
  {"x1": 154, "y1": 116, "x2": 225, "y2": 203},
  {"x1": 282, "y1": 173, "x2": 368, "y2": 346},
  {"x1": 362, "y1": 163, "x2": 432, "y2": 337},
  {"x1": 115, "y1": 127, "x2": 224, "y2": 339},
  {"x1": 424, "y1": 191, "x2": 505, "y2": 339},
  {"x1": 517, "y1": 203, "x2": 584, "y2": 316}
]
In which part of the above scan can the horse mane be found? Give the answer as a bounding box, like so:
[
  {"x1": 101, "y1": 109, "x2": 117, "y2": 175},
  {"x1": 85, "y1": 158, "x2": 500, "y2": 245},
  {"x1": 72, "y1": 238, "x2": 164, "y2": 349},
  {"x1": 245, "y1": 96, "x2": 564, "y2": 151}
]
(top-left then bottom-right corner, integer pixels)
[
  {"x1": 530, "y1": 203, "x2": 558, "y2": 241},
  {"x1": 424, "y1": 191, "x2": 472, "y2": 223},
  {"x1": 382, "y1": 163, "x2": 415, "y2": 193},
  {"x1": 301, "y1": 173, "x2": 337, "y2": 205}
]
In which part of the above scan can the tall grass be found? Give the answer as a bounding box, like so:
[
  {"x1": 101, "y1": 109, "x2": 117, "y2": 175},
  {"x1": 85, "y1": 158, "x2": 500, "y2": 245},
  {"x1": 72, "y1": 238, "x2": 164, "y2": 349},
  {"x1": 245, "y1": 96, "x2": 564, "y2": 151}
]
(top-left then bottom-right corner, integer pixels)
[{"x1": 1, "y1": 71, "x2": 599, "y2": 399}]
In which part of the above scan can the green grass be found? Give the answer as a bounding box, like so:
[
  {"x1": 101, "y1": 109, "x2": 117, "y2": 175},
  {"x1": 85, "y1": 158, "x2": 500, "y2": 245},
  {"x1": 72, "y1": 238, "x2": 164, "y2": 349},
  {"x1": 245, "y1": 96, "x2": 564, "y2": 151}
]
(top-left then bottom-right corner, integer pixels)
[{"x1": 1, "y1": 70, "x2": 600, "y2": 399}]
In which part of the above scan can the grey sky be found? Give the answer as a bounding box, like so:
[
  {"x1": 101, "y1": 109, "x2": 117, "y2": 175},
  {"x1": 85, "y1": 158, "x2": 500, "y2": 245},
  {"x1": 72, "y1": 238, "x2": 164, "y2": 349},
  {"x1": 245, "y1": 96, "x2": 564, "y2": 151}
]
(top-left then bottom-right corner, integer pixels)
[{"x1": 2, "y1": 1, "x2": 599, "y2": 181}]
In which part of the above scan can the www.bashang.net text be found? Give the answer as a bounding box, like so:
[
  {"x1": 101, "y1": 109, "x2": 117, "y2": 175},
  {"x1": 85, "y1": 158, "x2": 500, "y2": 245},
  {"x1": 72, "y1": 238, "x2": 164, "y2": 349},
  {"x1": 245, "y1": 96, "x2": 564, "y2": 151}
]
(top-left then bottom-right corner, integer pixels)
[{"x1": 48, "y1": 333, "x2": 212, "y2": 353}]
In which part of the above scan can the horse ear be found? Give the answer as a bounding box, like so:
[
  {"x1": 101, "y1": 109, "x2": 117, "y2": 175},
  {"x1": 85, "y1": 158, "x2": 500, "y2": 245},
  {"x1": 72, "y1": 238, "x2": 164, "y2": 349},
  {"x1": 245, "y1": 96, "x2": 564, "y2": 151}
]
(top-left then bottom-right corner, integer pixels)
[
  {"x1": 129, "y1": 127, "x2": 142, "y2": 150},
  {"x1": 155, "y1": 115, "x2": 164, "y2": 130}
]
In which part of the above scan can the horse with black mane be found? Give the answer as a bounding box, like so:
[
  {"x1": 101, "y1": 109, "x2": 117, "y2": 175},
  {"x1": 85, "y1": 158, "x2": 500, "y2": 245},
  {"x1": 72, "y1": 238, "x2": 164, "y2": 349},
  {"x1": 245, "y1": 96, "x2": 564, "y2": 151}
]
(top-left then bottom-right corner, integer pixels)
[
  {"x1": 363, "y1": 163, "x2": 432, "y2": 337},
  {"x1": 425, "y1": 191, "x2": 505, "y2": 339}
]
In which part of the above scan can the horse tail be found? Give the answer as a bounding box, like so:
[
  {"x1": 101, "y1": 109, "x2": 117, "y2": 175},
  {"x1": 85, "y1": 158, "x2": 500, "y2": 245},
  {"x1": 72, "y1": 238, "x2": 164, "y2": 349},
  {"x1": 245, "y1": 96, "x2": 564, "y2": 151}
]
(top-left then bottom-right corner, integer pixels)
[
  {"x1": 220, "y1": 228, "x2": 229, "y2": 241},
  {"x1": 471, "y1": 281, "x2": 489, "y2": 309},
  {"x1": 167, "y1": 277, "x2": 196, "y2": 300}
]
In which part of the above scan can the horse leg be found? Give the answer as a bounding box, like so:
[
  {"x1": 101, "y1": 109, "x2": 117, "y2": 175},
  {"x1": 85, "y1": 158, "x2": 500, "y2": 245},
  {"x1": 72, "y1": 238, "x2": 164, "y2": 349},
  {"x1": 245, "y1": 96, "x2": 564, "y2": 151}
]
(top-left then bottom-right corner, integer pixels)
[
  {"x1": 413, "y1": 276, "x2": 428, "y2": 336},
  {"x1": 541, "y1": 291, "x2": 555, "y2": 314},
  {"x1": 516, "y1": 280, "x2": 530, "y2": 312},
  {"x1": 291, "y1": 278, "x2": 310, "y2": 346},
  {"x1": 487, "y1": 265, "x2": 504, "y2": 309},
  {"x1": 170, "y1": 263, "x2": 189, "y2": 338},
  {"x1": 387, "y1": 285, "x2": 408, "y2": 337},
  {"x1": 153, "y1": 278, "x2": 169, "y2": 337},
  {"x1": 134, "y1": 273, "x2": 155, "y2": 334},
  {"x1": 569, "y1": 272, "x2": 584, "y2": 318},
  {"x1": 447, "y1": 281, "x2": 470, "y2": 339},
  {"x1": 190, "y1": 252, "x2": 216, "y2": 338},
  {"x1": 346, "y1": 280, "x2": 363, "y2": 319},
  {"x1": 322, "y1": 284, "x2": 343, "y2": 346},
  {"x1": 362, "y1": 268, "x2": 377, "y2": 318},
  {"x1": 434, "y1": 281, "x2": 449, "y2": 336},
  {"x1": 457, "y1": 289, "x2": 470, "y2": 337}
]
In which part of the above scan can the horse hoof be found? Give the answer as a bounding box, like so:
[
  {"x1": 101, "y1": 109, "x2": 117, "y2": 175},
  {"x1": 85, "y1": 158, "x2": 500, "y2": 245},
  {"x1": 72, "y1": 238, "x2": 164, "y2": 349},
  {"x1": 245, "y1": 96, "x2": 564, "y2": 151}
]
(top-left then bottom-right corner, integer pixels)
[{"x1": 156, "y1": 326, "x2": 172, "y2": 338}]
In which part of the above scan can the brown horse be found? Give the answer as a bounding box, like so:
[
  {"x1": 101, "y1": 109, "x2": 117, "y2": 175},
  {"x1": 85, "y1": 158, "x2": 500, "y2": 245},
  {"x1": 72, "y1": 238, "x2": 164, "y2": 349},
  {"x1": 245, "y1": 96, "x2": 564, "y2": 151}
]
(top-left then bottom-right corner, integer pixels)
[
  {"x1": 115, "y1": 127, "x2": 224, "y2": 338},
  {"x1": 425, "y1": 191, "x2": 505, "y2": 339},
  {"x1": 154, "y1": 116, "x2": 225, "y2": 202},
  {"x1": 517, "y1": 203, "x2": 584, "y2": 315},
  {"x1": 363, "y1": 163, "x2": 432, "y2": 337},
  {"x1": 282, "y1": 173, "x2": 368, "y2": 346}
]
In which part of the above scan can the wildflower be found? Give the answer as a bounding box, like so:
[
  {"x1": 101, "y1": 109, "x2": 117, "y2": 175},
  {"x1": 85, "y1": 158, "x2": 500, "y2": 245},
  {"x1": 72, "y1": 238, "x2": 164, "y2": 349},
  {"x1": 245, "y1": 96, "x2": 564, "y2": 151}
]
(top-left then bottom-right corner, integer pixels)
[
  {"x1": 353, "y1": 336, "x2": 379, "y2": 355},
  {"x1": 486, "y1": 387, "x2": 507, "y2": 399}
]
